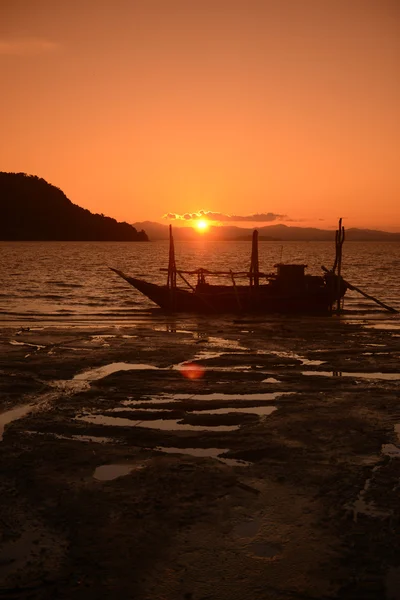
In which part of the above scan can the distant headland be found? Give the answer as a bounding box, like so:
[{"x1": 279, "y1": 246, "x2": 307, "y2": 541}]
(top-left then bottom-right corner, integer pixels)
[
  {"x1": 133, "y1": 221, "x2": 400, "y2": 242},
  {"x1": 0, "y1": 172, "x2": 148, "y2": 241}
]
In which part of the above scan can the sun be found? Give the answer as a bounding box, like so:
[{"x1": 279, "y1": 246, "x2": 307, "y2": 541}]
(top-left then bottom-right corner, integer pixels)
[{"x1": 196, "y1": 219, "x2": 209, "y2": 232}]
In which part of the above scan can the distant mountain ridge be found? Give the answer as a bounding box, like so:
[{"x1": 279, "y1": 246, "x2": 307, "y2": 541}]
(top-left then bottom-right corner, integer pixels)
[
  {"x1": 0, "y1": 172, "x2": 148, "y2": 241},
  {"x1": 133, "y1": 221, "x2": 400, "y2": 242}
]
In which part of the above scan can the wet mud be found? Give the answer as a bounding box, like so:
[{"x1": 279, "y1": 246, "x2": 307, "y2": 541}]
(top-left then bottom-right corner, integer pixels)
[{"x1": 1, "y1": 315, "x2": 400, "y2": 599}]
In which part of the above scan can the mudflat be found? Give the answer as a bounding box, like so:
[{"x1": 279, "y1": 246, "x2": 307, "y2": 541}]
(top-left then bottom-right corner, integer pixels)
[{"x1": 1, "y1": 316, "x2": 400, "y2": 599}]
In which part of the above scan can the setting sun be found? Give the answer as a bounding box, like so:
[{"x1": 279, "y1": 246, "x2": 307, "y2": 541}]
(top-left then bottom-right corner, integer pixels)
[{"x1": 196, "y1": 219, "x2": 209, "y2": 232}]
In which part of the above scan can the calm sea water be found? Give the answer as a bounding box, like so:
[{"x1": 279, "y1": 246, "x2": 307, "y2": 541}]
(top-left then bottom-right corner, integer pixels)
[{"x1": 1, "y1": 241, "x2": 399, "y2": 323}]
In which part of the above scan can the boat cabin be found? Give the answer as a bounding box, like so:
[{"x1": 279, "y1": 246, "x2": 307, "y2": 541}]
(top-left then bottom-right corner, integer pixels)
[{"x1": 274, "y1": 264, "x2": 307, "y2": 280}]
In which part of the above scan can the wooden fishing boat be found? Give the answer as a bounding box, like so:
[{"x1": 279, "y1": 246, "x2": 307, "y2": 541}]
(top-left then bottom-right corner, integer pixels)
[
  {"x1": 110, "y1": 264, "x2": 346, "y2": 314},
  {"x1": 110, "y1": 225, "x2": 349, "y2": 314}
]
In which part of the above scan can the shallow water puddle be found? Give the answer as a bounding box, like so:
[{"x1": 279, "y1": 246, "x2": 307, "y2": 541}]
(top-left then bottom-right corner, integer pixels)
[
  {"x1": 77, "y1": 391, "x2": 281, "y2": 436},
  {"x1": 56, "y1": 433, "x2": 115, "y2": 443},
  {"x1": 208, "y1": 336, "x2": 247, "y2": 351},
  {"x1": 151, "y1": 326, "x2": 193, "y2": 335},
  {"x1": 66, "y1": 355, "x2": 258, "y2": 391},
  {"x1": 136, "y1": 419, "x2": 239, "y2": 432},
  {"x1": 26, "y1": 431, "x2": 116, "y2": 444},
  {"x1": 192, "y1": 406, "x2": 277, "y2": 417},
  {"x1": 90, "y1": 334, "x2": 116, "y2": 346},
  {"x1": 366, "y1": 323, "x2": 400, "y2": 331},
  {"x1": 93, "y1": 463, "x2": 146, "y2": 481},
  {"x1": 52, "y1": 362, "x2": 161, "y2": 394},
  {"x1": 174, "y1": 351, "x2": 226, "y2": 365},
  {"x1": 74, "y1": 362, "x2": 159, "y2": 382},
  {"x1": 10, "y1": 340, "x2": 46, "y2": 351},
  {"x1": 218, "y1": 456, "x2": 251, "y2": 467},
  {"x1": 176, "y1": 360, "x2": 255, "y2": 372},
  {"x1": 259, "y1": 350, "x2": 325, "y2": 366},
  {"x1": 215, "y1": 365, "x2": 255, "y2": 371},
  {"x1": 157, "y1": 446, "x2": 228, "y2": 459},
  {"x1": 172, "y1": 336, "x2": 247, "y2": 366},
  {"x1": 77, "y1": 414, "x2": 239, "y2": 432},
  {"x1": 108, "y1": 407, "x2": 168, "y2": 413},
  {"x1": 0, "y1": 382, "x2": 97, "y2": 441},
  {"x1": 123, "y1": 391, "x2": 293, "y2": 406},
  {"x1": 365, "y1": 344, "x2": 387, "y2": 347},
  {"x1": 62, "y1": 340, "x2": 265, "y2": 390},
  {"x1": 186, "y1": 392, "x2": 291, "y2": 401},
  {"x1": 0, "y1": 404, "x2": 33, "y2": 441},
  {"x1": 155, "y1": 446, "x2": 250, "y2": 467},
  {"x1": 302, "y1": 371, "x2": 400, "y2": 380}
]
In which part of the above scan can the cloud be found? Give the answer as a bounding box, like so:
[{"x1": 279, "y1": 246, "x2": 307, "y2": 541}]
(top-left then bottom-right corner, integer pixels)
[
  {"x1": 163, "y1": 210, "x2": 287, "y2": 223},
  {"x1": 0, "y1": 37, "x2": 58, "y2": 56}
]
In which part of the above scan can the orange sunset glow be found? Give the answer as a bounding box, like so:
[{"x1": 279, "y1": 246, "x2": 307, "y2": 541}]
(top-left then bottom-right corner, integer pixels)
[
  {"x1": 196, "y1": 219, "x2": 210, "y2": 232},
  {"x1": 1, "y1": 1, "x2": 399, "y2": 231}
]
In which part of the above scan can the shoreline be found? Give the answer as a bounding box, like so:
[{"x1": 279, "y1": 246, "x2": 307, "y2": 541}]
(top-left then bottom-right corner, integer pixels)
[{"x1": 1, "y1": 317, "x2": 400, "y2": 598}]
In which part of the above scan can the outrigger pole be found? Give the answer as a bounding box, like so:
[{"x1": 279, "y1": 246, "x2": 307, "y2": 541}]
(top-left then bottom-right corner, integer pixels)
[
  {"x1": 323, "y1": 218, "x2": 398, "y2": 314},
  {"x1": 322, "y1": 266, "x2": 398, "y2": 314}
]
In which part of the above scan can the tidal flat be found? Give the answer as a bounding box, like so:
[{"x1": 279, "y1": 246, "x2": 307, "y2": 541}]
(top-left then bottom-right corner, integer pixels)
[{"x1": 1, "y1": 315, "x2": 400, "y2": 599}]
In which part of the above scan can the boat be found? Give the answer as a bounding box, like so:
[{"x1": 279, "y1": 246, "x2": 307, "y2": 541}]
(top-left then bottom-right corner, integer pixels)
[
  {"x1": 110, "y1": 223, "x2": 349, "y2": 315},
  {"x1": 111, "y1": 264, "x2": 346, "y2": 314}
]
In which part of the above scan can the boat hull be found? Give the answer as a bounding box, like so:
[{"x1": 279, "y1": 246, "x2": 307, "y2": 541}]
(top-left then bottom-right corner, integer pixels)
[{"x1": 111, "y1": 270, "x2": 343, "y2": 314}]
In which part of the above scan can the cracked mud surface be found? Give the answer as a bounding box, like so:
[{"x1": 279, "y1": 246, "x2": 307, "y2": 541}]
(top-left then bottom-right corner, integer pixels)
[{"x1": 1, "y1": 315, "x2": 400, "y2": 599}]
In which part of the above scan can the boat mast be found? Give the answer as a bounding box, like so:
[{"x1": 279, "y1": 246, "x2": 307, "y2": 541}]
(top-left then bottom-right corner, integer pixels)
[
  {"x1": 167, "y1": 224, "x2": 176, "y2": 290},
  {"x1": 334, "y1": 218, "x2": 345, "y2": 314},
  {"x1": 249, "y1": 229, "x2": 259, "y2": 287}
]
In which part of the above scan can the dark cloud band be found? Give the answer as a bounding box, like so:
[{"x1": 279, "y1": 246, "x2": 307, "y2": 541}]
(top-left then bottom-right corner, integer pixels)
[{"x1": 163, "y1": 210, "x2": 287, "y2": 222}]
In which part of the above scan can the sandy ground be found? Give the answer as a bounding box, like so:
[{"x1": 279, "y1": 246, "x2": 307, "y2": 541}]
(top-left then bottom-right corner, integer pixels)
[{"x1": 0, "y1": 315, "x2": 400, "y2": 599}]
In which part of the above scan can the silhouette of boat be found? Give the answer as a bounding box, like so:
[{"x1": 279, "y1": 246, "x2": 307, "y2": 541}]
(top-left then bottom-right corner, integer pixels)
[{"x1": 110, "y1": 226, "x2": 347, "y2": 314}]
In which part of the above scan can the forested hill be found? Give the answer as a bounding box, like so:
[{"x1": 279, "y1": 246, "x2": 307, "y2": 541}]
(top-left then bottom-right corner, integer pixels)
[{"x1": 0, "y1": 172, "x2": 148, "y2": 241}]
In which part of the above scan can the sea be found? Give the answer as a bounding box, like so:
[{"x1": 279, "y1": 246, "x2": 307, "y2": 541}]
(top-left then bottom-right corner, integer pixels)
[{"x1": 1, "y1": 240, "x2": 399, "y2": 324}]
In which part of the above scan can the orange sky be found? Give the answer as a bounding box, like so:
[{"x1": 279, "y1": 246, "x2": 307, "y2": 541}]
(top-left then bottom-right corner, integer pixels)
[{"x1": 1, "y1": 0, "x2": 399, "y2": 231}]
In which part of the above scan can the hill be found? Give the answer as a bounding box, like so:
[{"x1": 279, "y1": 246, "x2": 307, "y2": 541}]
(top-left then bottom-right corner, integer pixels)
[
  {"x1": 132, "y1": 222, "x2": 277, "y2": 241},
  {"x1": 0, "y1": 172, "x2": 148, "y2": 241},
  {"x1": 132, "y1": 221, "x2": 400, "y2": 242}
]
